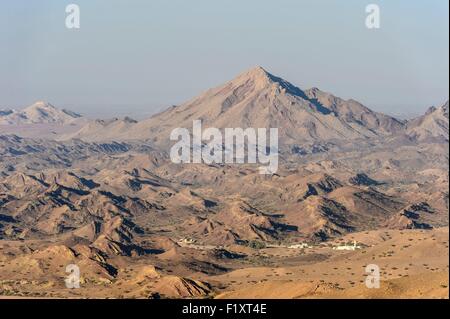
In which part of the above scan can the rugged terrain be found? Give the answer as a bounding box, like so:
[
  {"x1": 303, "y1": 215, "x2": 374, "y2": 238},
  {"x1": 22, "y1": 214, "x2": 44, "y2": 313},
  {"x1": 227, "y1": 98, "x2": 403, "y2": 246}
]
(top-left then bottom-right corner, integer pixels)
[{"x1": 0, "y1": 67, "x2": 448, "y2": 299}]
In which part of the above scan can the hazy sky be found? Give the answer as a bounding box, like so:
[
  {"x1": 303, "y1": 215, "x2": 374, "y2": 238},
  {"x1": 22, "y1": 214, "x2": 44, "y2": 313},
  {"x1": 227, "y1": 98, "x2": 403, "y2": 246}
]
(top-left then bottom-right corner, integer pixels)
[{"x1": 0, "y1": 0, "x2": 448, "y2": 118}]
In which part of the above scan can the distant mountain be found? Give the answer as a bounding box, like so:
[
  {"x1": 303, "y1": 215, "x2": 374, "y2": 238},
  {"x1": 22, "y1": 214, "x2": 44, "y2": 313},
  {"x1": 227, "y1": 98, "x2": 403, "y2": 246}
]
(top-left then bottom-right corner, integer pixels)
[
  {"x1": 66, "y1": 66, "x2": 405, "y2": 144},
  {"x1": 63, "y1": 117, "x2": 138, "y2": 141},
  {"x1": 406, "y1": 101, "x2": 449, "y2": 142},
  {"x1": 0, "y1": 101, "x2": 82, "y2": 125}
]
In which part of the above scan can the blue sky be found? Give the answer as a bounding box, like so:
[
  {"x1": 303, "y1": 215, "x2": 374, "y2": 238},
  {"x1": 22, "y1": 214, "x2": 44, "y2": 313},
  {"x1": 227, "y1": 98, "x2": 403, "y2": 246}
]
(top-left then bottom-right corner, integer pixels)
[{"x1": 0, "y1": 0, "x2": 448, "y2": 118}]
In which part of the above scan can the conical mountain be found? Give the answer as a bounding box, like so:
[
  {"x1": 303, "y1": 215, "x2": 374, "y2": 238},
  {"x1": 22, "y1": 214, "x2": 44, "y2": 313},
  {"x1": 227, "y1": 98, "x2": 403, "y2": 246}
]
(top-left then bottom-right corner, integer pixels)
[{"x1": 68, "y1": 67, "x2": 404, "y2": 144}]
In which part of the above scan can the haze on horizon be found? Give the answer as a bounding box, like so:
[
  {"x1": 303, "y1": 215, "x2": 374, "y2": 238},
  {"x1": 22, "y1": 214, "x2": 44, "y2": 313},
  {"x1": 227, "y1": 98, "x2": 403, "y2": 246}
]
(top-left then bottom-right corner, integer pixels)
[{"x1": 0, "y1": 0, "x2": 448, "y2": 119}]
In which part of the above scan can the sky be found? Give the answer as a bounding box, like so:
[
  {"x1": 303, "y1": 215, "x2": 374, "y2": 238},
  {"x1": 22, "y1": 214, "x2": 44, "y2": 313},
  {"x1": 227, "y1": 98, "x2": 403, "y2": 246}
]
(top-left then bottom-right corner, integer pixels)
[{"x1": 0, "y1": 0, "x2": 448, "y2": 118}]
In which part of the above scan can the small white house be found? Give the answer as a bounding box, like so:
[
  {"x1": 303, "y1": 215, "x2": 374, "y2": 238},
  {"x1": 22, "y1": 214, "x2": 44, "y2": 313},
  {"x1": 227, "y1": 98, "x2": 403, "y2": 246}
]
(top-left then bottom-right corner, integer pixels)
[{"x1": 333, "y1": 241, "x2": 361, "y2": 251}]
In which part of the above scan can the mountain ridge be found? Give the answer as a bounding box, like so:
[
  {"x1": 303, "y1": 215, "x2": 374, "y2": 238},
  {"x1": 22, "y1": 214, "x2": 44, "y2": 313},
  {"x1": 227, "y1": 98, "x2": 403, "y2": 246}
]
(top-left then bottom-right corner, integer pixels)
[{"x1": 64, "y1": 66, "x2": 406, "y2": 144}]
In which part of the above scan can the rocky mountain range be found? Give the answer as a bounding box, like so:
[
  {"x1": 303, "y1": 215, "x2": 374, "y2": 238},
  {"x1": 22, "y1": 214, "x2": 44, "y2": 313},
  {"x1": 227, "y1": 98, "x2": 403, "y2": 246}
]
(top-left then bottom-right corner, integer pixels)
[
  {"x1": 61, "y1": 67, "x2": 409, "y2": 144},
  {"x1": 2, "y1": 67, "x2": 447, "y2": 146},
  {"x1": 0, "y1": 67, "x2": 448, "y2": 299}
]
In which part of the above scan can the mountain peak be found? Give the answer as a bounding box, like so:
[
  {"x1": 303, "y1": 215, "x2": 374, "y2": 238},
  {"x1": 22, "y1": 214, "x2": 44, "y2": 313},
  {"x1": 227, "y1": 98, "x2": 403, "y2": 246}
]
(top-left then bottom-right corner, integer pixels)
[
  {"x1": 28, "y1": 101, "x2": 55, "y2": 109},
  {"x1": 424, "y1": 101, "x2": 449, "y2": 117},
  {"x1": 406, "y1": 101, "x2": 449, "y2": 141},
  {"x1": 232, "y1": 66, "x2": 309, "y2": 99},
  {"x1": 236, "y1": 66, "x2": 274, "y2": 85},
  {"x1": 63, "y1": 67, "x2": 406, "y2": 143},
  {"x1": 246, "y1": 66, "x2": 270, "y2": 77},
  {"x1": 0, "y1": 101, "x2": 82, "y2": 125},
  {"x1": 425, "y1": 105, "x2": 437, "y2": 115},
  {"x1": 305, "y1": 87, "x2": 324, "y2": 98}
]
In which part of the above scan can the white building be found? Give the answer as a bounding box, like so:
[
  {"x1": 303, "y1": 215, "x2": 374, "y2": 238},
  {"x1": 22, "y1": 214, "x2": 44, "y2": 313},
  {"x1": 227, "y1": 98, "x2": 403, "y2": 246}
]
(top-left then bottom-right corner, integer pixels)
[{"x1": 333, "y1": 241, "x2": 361, "y2": 251}]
